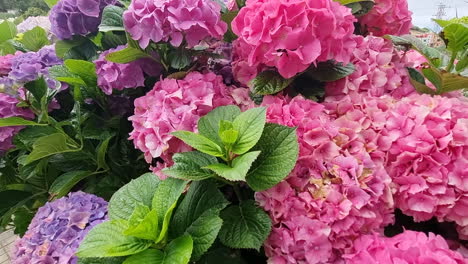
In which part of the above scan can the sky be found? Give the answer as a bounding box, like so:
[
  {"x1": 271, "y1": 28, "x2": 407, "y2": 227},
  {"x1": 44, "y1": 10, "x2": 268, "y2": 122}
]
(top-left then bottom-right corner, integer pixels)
[{"x1": 408, "y1": 0, "x2": 468, "y2": 30}]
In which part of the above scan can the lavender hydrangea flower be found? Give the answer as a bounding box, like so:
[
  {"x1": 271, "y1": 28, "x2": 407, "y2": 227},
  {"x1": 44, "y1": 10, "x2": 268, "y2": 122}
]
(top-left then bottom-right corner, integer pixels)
[
  {"x1": 0, "y1": 93, "x2": 34, "y2": 152},
  {"x1": 12, "y1": 192, "x2": 108, "y2": 264},
  {"x1": 49, "y1": 0, "x2": 117, "y2": 40},
  {"x1": 17, "y1": 16, "x2": 52, "y2": 34}
]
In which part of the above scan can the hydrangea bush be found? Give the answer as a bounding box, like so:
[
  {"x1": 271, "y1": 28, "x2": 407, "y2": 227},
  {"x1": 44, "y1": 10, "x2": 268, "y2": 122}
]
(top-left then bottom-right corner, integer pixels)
[{"x1": 0, "y1": 0, "x2": 467, "y2": 263}]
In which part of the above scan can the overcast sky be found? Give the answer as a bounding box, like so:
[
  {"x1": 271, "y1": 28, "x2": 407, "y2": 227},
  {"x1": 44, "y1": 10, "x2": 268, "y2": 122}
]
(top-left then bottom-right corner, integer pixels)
[{"x1": 408, "y1": 0, "x2": 468, "y2": 29}]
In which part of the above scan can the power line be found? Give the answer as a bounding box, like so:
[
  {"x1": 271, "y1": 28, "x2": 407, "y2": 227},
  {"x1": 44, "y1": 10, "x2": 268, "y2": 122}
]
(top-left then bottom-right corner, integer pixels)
[{"x1": 432, "y1": 2, "x2": 448, "y2": 31}]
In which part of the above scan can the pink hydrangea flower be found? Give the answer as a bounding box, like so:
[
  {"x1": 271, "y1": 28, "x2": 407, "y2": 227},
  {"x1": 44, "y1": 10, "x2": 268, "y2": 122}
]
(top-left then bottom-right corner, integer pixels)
[
  {"x1": 344, "y1": 231, "x2": 468, "y2": 263},
  {"x1": 231, "y1": 0, "x2": 357, "y2": 82},
  {"x1": 359, "y1": 0, "x2": 412, "y2": 36},
  {"x1": 0, "y1": 52, "x2": 21, "y2": 77},
  {"x1": 256, "y1": 94, "x2": 394, "y2": 263},
  {"x1": 0, "y1": 93, "x2": 34, "y2": 152},
  {"x1": 94, "y1": 45, "x2": 161, "y2": 95},
  {"x1": 326, "y1": 36, "x2": 415, "y2": 99},
  {"x1": 123, "y1": 0, "x2": 227, "y2": 48},
  {"x1": 129, "y1": 72, "x2": 251, "y2": 174}
]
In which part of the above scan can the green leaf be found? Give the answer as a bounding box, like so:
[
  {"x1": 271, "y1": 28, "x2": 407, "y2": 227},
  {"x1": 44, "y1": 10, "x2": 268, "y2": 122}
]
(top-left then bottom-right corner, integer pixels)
[
  {"x1": 306, "y1": 61, "x2": 355, "y2": 82},
  {"x1": 198, "y1": 106, "x2": 242, "y2": 146},
  {"x1": 218, "y1": 200, "x2": 271, "y2": 250},
  {"x1": 171, "y1": 181, "x2": 229, "y2": 260},
  {"x1": 442, "y1": 22, "x2": 468, "y2": 53},
  {"x1": 205, "y1": 151, "x2": 260, "y2": 181},
  {"x1": 407, "y1": 67, "x2": 437, "y2": 94},
  {"x1": 343, "y1": 0, "x2": 375, "y2": 16},
  {"x1": 99, "y1": 5, "x2": 125, "y2": 32},
  {"x1": 0, "y1": 191, "x2": 31, "y2": 216},
  {"x1": 20, "y1": 26, "x2": 49, "y2": 51},
  {"x1": 102, "y1": 32, "x2": 127, "y2": 50},
  {"x1": 77, "y1": 257, "x2": 125, "y2": 264},
  {"x1": 246, "y1": 123, "x2": 299, "y2": 191},
  {"x1": 437, "y1": 71, "x2": 468, "y2": 93},
  {"x1": 49, "y1": 170, "x2": 94, "y2": 198},
  {"x1": 219, "y1": 129, "x2": 239, "y2": 145},
  {"x1": 172, "y1": 131, "x2": 224, "y2": 157},
  {"x1": 24, "y1": 77, "x2": 48, "y2": 104},
  {"x1": 55, "y1": 38, "x2": 86, "y2": 58},
  {"x1": 0, "y1": 117, "x2": 46, "y2": 127},
  {"x1": 162, "y1": 151, "x2": 217, "y2": 181},
  {"x1": 231, "y1": 107, "x2": 266, "y2": 155},
  {"x1": 0, "y1": 41, "x2": 16, "y2": 55},
  {"x1": 124, "y1": 205, "x2": 159, "y2": 241},
  {"x1": 168, "y1": 50, "x2": 191, "y2": 70},
  {"x1": 152, "y1": 178, "x2": 186, "y2": 227},
  {"x1": 0, "y1": 20, "x2": 17, "y2": 43},
  {"x1": 43, "y1": 0, "x2": 59, "y2": 8},
  {"x1": 250, "y1": 71, "x2": 293, "y2": 95},
  {"x1": 26, "y1": 133, "x2": 80, "y2": 164},
  {"x1": 197, "y1": 247, "x2": 246, "y2": 264},
  {"x1": 221, "y1": 11, "x2": 239, "y2": 42},
  {"x1": 105, "y1": 47, "x2": 149, "y2": 64},
  {"x1": 76, "y1": 220, "x2": 152, "y2": 258},
  {"x1": 97, "y1": 136, "x2": 112, "y2": 170},
  {"x1": 123, "y1": 235, "x2": 193, "y2": 264},
  {"x1": 64, "y1": 59, "x2": 97, "y2": 87},
  {"x1": 109, "y1": 173, "x2": 161, "y2": 220},
  {"x1": 433, "y1": 19, "x2": 453, "y2": 28}
]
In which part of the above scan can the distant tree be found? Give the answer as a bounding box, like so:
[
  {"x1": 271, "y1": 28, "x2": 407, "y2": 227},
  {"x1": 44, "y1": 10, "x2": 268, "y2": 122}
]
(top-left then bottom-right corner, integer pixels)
[{"x1": 0, "y1": 0, "x2": 48, "y2": 13}]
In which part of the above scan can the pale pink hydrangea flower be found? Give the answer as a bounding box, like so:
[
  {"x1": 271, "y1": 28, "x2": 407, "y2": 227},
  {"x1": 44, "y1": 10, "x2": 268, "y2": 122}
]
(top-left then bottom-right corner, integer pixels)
[
  {"x1": 256, "y1": 94, "x2": 394, "y2": 263},
  {"x1": 231, "y1": 0, "x2": 357, "y2": 82},
  {"x1": 129, "y1": 72, "x2": 251, "y2": 174},
  {"x1": 326, "y1": 36, "x2": 415, "y2": 99},
  {"x1": 359, "y1": 0, "x2": 412, "y2": 36},
  {"x1": 123, "y1": 0, "x2": 227, "y2": 48},
  {"x1": 344, "y1": 231, "x2": 468, "y2": 263},
  {"x1": 0, "y1": 52, "x2": 22, "y2": 76}
]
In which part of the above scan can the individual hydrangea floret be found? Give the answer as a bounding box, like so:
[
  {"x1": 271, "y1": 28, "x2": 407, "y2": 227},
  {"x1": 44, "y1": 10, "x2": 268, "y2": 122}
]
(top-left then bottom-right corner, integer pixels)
[
  {"x1": 326, "y1": 36, "x2": 415, "y2": 99},
  {"x1": 49, "y1": 0, "x2": 117, "y2": 40},
  {"x1": 0, "y1": 93, "x2": 34, "y2": 152},
  {"x1": 12, "y1": 192, "x2": 108, "y2": 264},
  {"x1": 344, "y1": 231, "x2": 467, "y2": 263},
  {"x1": 231, "y1": 0, "x2": 356, "y2": 82},
  {"x1": 123, "y1": 0, "x2": 227, "y2": 48},
  {"x1": 359, "y1": 0, "x2": 412, "y2": 36},
  {"x1": 129, "y1": 71, "x2": 250, "y2": 174},
  {"x1": 94, "y1": 45, "x2": 162, "y2": 95},
  {"x1": 256, "y1": 94, "x2": 394, "y2": 263}
]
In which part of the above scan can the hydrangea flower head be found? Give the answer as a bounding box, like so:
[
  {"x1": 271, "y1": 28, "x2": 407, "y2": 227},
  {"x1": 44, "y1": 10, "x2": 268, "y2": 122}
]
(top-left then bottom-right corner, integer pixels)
[
  {"x1": 344, "y1": 231, "x2": 468, "y2": 263},
  {"x1": 326, "y1": 36, "x2": 415, "y2": 99},
  {"x1": 123, "y1": 0, "x2": 227, "y2": 48},
  {"x1": 12, "y1": 192, "x2": 108, "y2": 264},
  {"x1": 0, "y1": 52, "x2": 21, "y2": 76},
  {"x1": 17, "y1": 16, "x2": 52, "y2": 34},
  {"x1": 256, "y1": 94, "x2": 394, "y2": 263},
  {"x1": 94, "y1": 45, "x2": 161, "y2": 95},
  {"x1": 129, "y1": 72, "x2": 250, "y2": 174},
  {"x1": 359, "y1": 0, "x2": 412, "y2": 36},
  {"x1": 50, "y1": 0, "x2": 117, "y2": 39},
  {"x1": 231, "y1": 0, "x2": 357, "y2": 81},
  {"x1": 0, "y1": 93, "x2": 34, "y2": 152}
]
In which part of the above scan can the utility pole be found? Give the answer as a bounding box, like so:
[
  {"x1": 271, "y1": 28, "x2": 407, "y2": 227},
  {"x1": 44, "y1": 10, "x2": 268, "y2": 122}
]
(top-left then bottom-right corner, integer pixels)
[{"x1": 432, "y1": 2, "x2": 447, "y2": 32}]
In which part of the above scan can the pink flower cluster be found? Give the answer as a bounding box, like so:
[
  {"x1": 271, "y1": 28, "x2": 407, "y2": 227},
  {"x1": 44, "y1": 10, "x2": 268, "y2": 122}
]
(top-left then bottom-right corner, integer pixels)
[
  {"x1": 344, "y1": 231, "x2": 468, "y2": 263},
  {"x1": 0, "y1": 52, "x2": 21, "y2": 76},
  {"x1": 129, "y1": 72, "x2": 250, "y2": 173},
  {"x1": 94, "y1": 45, "x2": 161, "y2": 95},
  {"x1": 123, "y1": 0, "x2": 227, "y2": 48},
  {"x1": 231, "y1": 0, "x2": 357, "y2": 82},
  {"x1": 359, "y1": 0, "x2": 412, "y2": 36},
  {"x1": 326, "y1": 36, "x2": 415, "y2": 99},
  {"x1": 256, "y1": 95, "x2": 394, "y2": 263},
  {"x1": 0, "y1": 93, "x2": 34, "y2": 152}
]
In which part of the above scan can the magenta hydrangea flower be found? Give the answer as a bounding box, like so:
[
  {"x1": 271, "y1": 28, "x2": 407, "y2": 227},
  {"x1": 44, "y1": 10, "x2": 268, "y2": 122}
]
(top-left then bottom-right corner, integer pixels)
[
  {"x1": 0, "y1": 53, "x2": 21, "y2": 77},
  {"x1": 359, "y1": 0, "x2": 412, "y2": 36},
  {"x1": 326, "y1": 36, "x2": 415, "y2": 99},
  {"x1": 12, "y1": 192, "x2": 108, "y2": 264},
  {"x1": 344, "y1": 231, "x2": 467, "y2": 263},
  {"x1": 49, "y1": 0, "x2": 117, "y2": 40},
  {"x1": 94, "y1": 45, "x2": 162, "y2": 95},
  {"x1": 123, "y1": 0, "x2": 227, "y2": 48},
  {"x1": 129, "y1": 72, "x2": 251, "y2": 174},
  {"x1": 256, "y1": 94, "x2": 394, "y2": 263},
  {"x1": 0, "y1": 93, "x2": 34, "y2": 152},
  {"x1": 231, "y1": 0, "x2": 357, "y2": 82}
]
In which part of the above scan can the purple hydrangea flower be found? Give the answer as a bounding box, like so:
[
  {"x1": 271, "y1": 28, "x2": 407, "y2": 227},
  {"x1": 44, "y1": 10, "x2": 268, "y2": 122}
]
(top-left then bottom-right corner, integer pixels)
[
  {"x1": 94, "y1": 45, "x2": 161, "y2": 95},
  {"x1": 49, "y1": 0, "x2": 117, "y2": 40},
  {"x1": 12, "y1": 192, "x2": 108, "y2": 264},
  {"x1": 0, "y1": 93, "x2": 34, "y2": 152}
]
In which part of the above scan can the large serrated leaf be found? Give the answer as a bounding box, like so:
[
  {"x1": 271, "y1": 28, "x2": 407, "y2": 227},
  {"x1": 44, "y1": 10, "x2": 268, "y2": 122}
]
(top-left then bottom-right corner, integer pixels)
[
  {"x1": 231, "y1": 107, "x2": 266, "y2": 154},
  {"x1": 49, "y1": 170, "x2": 94, "y2": 198},
  {"x1": 20, "y1": 26, "x2": 49, "y2": 51},
  {"x1": 172, "y1": 131, "x2": 224, "y2": 157},
  {"x1": 306, "y1": 61, "x2": 355, "y2": 82},
  {"x1": 26, "y1": 133, "x2": 80, "y2": 164},
  {"x1": 124, "y1": 205, "x2": 159, "y2": 241},
  {"x1": 99, "y1": 6, "x2": 125, "y2": 32},
  {"x1": 204, "y1": 151, "x2": 260, "y2": 182},
  {"x1": 198, "y1": 105, "x2": 242, "y2": 146},
  {"x1": 0, "y1": 20, "x2": 16, "y2": 43},
  {"x1": 152, "y1": 178, "x2": 187, "y2": 231},
  {"x1": 108, "y1": 173, "x2": 160, "y2": 220},
  {"x1": 250, "y1": 71, "x2": 293, "y2": 95},
  {"x1": 443, "y1": 23, "x2": 468, "y2": 53},
  {"x1": 218, "y1": 200, "x2": 271, "y2": 250},
  {"x1": 105, "y1": 47, "x2": 148, "y2": 64},
  {"x1": 64, "y1": 59, "x2": 97, "y2": 87},
  {"x1": 0, "y1": 117, "x2": 46, "y2": 127},
  {"x1": 162, "y1": 151, "x2": 217, "y2": 181},
  {"x1": 76, "y1": 220, "x2": 152, "y2": 257},
  {"x1": 246, "y1": 123, "x2": 299, "y2": 191}
]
